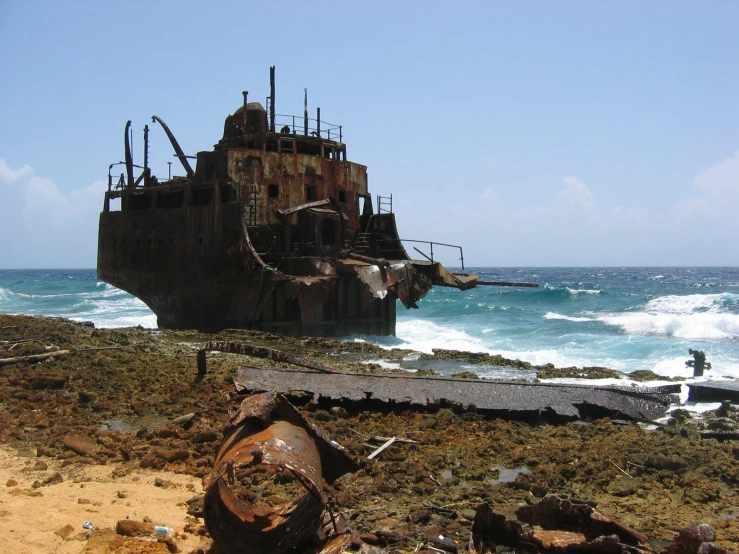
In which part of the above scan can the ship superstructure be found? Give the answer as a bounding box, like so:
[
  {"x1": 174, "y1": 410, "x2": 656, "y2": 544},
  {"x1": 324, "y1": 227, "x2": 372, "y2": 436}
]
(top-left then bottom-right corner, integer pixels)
[{"x1": 98, "y1": 67, "x2": 477, "y2": 336}]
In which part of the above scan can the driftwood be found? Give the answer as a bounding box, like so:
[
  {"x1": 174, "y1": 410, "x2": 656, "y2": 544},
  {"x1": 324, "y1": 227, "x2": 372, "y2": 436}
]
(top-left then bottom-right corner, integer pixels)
[
  {"x1": 0, "y1": 350, "x2": 70, "y2": 367},
  {"x1": 74, "y1": 346, "x2": 127, "y2": 353},
  {"x1": 350, "y1": 427, "x2": 420, "y2": 444},
  {"x1": 197, "y1": 340, "x2": 337, "y2": 375},
  {"x1": 0, "y1": 337, "x2": 50, "y2": 345},
  {"x1": 367, "y1": 437, "x2": 396, "y2": 460}
]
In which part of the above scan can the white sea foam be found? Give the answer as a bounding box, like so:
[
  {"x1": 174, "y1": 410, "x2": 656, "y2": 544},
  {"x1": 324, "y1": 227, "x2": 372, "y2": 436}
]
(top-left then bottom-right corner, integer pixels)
[
  {"x1": 85, "y1": 313, "x2": 158, "y2": 329},
  {"x1": 543, "y1": 312, "x2": 593, "y2": 322},
  {"x1": 392, "y1": 320, "x2": 487, "y2": 354},
  {"x1": 600, "y1": 311, "x2": 739, "y2": 340},
  {"x1": 645, "y1": 293, "x2": 738, "y2": 314},
  {"x1": 361, "y1": 359, "x2": 402, "y2": 370},
  {"x1": 598, "y1": 293, "x2": 739, "y2": 340},
  {"x1": 393, "y1": 319, "x2": 615, "y2": 370},
  {"x1": 647, "y1": 356, "x2": 739, "y2": 379},
  {"x1": 566, "y1": 287, "x2": 600, "y2": 295}
]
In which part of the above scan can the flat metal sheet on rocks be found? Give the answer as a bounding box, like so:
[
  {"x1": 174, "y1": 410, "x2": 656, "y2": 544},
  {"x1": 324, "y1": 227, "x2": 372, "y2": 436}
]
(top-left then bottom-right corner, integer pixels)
[{"x1": 234, "y1": 367, "x2": 675, "y2": 421}]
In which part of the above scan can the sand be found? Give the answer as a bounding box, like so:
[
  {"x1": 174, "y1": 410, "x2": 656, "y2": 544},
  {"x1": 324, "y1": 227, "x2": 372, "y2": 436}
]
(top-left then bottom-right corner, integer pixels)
[{"x1": 0, "y1": 445, "x2": 208, "y2": 554}]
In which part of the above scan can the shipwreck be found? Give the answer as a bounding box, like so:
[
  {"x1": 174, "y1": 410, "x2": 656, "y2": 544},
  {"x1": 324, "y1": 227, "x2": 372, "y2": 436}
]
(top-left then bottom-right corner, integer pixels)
[{"x1": 98, "y1": 66, "x2": 480, "y2": 336}]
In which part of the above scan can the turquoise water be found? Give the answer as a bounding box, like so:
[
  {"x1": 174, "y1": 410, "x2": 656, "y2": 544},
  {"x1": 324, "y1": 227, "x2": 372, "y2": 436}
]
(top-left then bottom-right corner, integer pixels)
[
  {"x1": 0, "y1": 269, "x2": 157, "y2": 329},
  {"x1": 1, "y1": 267, "x2": 738, "y2": 380}
]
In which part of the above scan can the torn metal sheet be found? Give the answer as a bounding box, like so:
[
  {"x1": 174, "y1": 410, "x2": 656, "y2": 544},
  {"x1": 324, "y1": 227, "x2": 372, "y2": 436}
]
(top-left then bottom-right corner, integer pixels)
[
  {"x1": 354, "y1": 264, "x2": 388, "y2": 300},
  {"x1": 203, "y1": 392, "x2": 357, "y2": 554},
  {"x1": 387, "y1": 262, "x2": 432, "y2": 309},
  {"x1": 470, "y1": 499, "x2": 653, "y2": 554},
  {"x1": 516, "y1": 495, "x2": 649, "y2": 546},
  {"x1": 233, "y1": 367, "x2": 675, "y2": 421}
]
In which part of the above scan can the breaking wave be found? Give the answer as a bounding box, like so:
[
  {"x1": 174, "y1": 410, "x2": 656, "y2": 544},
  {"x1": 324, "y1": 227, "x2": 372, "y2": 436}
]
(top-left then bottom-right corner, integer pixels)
[
  {"x1": 599, "y1": 293, "x2": 739, "y2": 340},
  {"x1": 543, "y1": 312, "x2": 593, "y2": 322}
]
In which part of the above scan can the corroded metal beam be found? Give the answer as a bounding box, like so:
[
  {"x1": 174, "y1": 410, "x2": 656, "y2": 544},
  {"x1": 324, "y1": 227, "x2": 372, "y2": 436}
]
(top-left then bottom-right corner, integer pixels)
[{"x1": 197, "y1": 340, "x2": 337, "y2": 375}]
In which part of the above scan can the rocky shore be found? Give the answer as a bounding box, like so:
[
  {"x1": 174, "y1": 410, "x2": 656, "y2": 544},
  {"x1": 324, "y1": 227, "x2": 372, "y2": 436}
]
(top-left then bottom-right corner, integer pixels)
[{"x1": 0, "y1": 314, "x2": 738, "y2": 553}]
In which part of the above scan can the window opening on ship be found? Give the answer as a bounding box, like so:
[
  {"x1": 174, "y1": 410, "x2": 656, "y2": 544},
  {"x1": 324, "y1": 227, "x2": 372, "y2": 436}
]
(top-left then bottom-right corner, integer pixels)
[
  {"x1": 338, "y1": 189, "x2": 347, "y2": 203},
  {"x1": 128, "y1": 192, "x2": 153, "y2": 211},
  {"x1": 220, "y1": 185, "x2": 234, "y2": 203},
  {"x1": 191, "y1": 187, "x2": 214, "y2": 206},
  {"x1": 268, "y1": 184, "x2": 279, "y2": 198},
  {"x1": 279, "y1": 138, "x2": 295, "y2": 153},
  {"x1": 157, "y1": 190, "x2": 184, "y2": 209},
  {"x1": 108, "y1": 197, "x2": 121, "y2": 212},
  {"x1": 322, "y1": 218, "x2": 336, "y2": 245},
  {"x1": 307, "y1": 184, "x2": 317, "y2": 201}
]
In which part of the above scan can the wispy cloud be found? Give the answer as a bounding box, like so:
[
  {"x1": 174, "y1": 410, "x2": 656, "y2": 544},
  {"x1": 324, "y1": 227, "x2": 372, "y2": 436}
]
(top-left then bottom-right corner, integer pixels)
[
  {"x1": 0, "y1": 158, "x2": 105, "y2": 267},
  {"x1": 424, "y1": 152, "x2": 739, "y2": 265},
  {"x1": 693, "y1": 150, "x2": 739, "y2": 198}
]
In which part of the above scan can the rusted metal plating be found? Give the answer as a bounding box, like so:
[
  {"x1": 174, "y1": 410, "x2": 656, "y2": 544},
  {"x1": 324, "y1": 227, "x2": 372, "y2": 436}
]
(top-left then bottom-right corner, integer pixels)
[
  {"x1": 470, "y1": 497, "x2": 652, "y2": 554},
  {"x1": 204, "y1": 393, "x2": 356, "y2": 554}
]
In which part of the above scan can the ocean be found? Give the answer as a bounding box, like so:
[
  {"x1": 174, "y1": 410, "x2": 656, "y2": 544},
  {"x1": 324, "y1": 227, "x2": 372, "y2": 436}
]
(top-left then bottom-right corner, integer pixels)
[{"x1": 1, "y1": 267, "x2": 738, "y2": 397}]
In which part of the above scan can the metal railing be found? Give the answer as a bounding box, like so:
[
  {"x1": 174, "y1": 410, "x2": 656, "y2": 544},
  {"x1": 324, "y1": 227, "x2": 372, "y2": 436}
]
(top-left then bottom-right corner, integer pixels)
[
  {"x1": 399, "y1": 239, "x2": 465, "y2": 270},
  {"x1": 273, "y1": 113, "x2": 343, "y2": 142},
  {"x1": 377, "y1": 194, "x2": 393, "y2": 214},
  {"x1": 108, "y1": 161, "x2": 144, "y2": 190}
]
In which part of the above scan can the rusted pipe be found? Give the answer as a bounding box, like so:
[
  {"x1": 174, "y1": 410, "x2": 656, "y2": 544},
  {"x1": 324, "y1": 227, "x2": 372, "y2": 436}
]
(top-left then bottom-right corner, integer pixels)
[
  {"x1": 269, "y1": 66, "x2": 276, "y2": 132},
  {"x1": 304, "y1": 88, "x2": 308, "y2": 135},
  {"x1": 203, "y1": 393, "x2": 356, "y2": 554}
]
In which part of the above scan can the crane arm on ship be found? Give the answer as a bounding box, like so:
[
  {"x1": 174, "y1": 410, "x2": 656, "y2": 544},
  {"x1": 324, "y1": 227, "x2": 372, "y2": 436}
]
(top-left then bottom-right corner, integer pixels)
[
  {"x1": 124, "y1": 120, "x2": 134, "y2": 188},
  {"x1": 151, "y1": 115, "x2": 195, "y2": 178}
]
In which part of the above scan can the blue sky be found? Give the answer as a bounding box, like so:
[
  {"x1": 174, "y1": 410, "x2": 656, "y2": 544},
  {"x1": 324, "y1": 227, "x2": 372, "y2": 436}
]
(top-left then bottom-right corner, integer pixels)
[{"x1": 1, "y1": 1, "x2": 737, "y2": 268}]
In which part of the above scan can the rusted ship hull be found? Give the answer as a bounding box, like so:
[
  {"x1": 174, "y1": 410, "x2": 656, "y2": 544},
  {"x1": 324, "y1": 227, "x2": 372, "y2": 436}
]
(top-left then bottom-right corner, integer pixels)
[{"x1": 98, "y1": 67, "x2": 476, "y2": 336}]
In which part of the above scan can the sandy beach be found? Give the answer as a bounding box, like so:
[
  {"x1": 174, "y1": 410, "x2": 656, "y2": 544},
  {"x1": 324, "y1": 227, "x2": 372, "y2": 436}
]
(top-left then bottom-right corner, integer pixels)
[{"x1": 1, "y1": 313, "x2": 738, "y2": 553}]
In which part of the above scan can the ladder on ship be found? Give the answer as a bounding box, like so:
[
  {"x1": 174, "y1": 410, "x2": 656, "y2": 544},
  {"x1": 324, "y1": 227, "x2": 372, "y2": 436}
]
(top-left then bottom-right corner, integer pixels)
[
  {"x1": 244, "y1": 185, "x2": 259, "y2": 227},
  {"x1": 354, "y1": 232, "x2": 372, "y2": 254},
  {"x1": 377, "y1": 194, "x2": 393, "y2": 214}
]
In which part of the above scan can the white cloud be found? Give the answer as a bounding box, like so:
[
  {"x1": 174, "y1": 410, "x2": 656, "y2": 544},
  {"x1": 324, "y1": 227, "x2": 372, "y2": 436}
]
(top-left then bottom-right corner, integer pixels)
[
  {"x1": 557, "y1": 177, "x2": 597, "y2": 213},
  {"x1": 0, "y1": 159, "x2": 33, "y2": 182},
  {"x1": 0, "y1": 158, "x2": 106, "y2": 267},
  {"x1": 428, "y1": 157, "x2": 739, "y2": 266},
  {"x1": 694, "y1": 150, "x2": 739, "y2": 197}
]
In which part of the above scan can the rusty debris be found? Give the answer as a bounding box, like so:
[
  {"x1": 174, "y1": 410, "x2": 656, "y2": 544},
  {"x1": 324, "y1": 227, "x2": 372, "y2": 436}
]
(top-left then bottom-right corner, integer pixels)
[
  {"x1": 515, "y1": 495, "x2": 649, "y2": 546},
  {"x1": 469, "y1": 496, "x2": 732, "y2": 554},
  {"x1": 233, "y1": 366, "x2": 676, "y2": 421},
  {"x1": 95, "y1": 66, "x2": 543, "y2": 337},
  {"x1": 203, "y1": 392, "x2": 357, "y2": 554}
]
